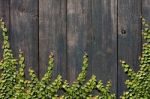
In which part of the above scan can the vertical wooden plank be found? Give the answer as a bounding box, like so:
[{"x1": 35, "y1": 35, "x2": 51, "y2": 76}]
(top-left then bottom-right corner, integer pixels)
[
  {"x1": 142, "y1": 0, "x2": 150, "y2": 22},
  {"x1": 91, "y1": 0, "x2": 117, "y2": 93},
  {"x1": 39, "y1": 0, "x2": 67, "y2": 79},
  {"x1": 67, "y1": 0, "x2": 93, "y2": 83},
  {"x1": 118, "y1": 0, "x2": 142, "y2": 97},
  {"x1": 10, "y1": 0, "x2": 39, "y2": 79},
  {"x1": 0, "y1": 0, "x2": 9, "y2": 27},
  {"x1": 0, "y1": 0, "x2": 10, "y2": 60}
]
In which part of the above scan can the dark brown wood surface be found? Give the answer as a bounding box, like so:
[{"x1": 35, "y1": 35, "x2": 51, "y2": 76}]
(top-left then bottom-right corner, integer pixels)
[
  {"x1": 9, "y1": 0, "x2": 39, "y2": 79},
  {"x1": 67, "y1": 0, "x2": 93, "y2": 83},
  {"x1": 0, "y1": 0, "x2": 150, "y2": 98},
  {"x1": 118, "y1": 0, "x2": 142, "y2": 97},
  {"x1": 39, "y1": 0, "x2": 67, "y2": 80},
  {"x1": 143, "y1": 0, "x2": 150, "y2": 22},
  {"x1": 91, "y1": 0, "x2": 117, "y2": 93}
]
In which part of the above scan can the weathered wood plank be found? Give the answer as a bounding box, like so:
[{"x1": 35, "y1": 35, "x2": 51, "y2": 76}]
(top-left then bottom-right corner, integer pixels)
[
  {"x1": 39, "y1": 0, "x2": 67, "y2": 80},
  {"x1": 10, "y1": 0, "x2": 39, "y2": 79},
  {"x1": 91, "y1": 0, "x2": 117, "y2": 93},
  {"x1": 118, "y1": 0, "x2": 142, "y2": 97},
  {"x1": 67, "y1": 0, "x2": 93, "y2": 83},
  {"x1": 0, "y1": 0, "x2": 10, "y2": 60},
  {"x1": 143, "y1": 0, "x2": 150, "y2": 22}
]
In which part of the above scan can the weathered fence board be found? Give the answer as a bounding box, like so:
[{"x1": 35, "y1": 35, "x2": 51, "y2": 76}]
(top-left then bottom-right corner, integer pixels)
[
  {"x1": 91, "y1": 0, "x2": 117, "y2": 93},
  {"x1": 143, "y1": 0, "x2": 150, "y2": 22},
  {"x1": 10, "y1": 0, "x2": 39, "y2": 79},
  {"x1": 39, "y1": 0, "x2": 67, "y2": 80},
  {"x1": 118, "y1": 0, "x2": 142, "y2": 97},
  {"x1": 67, "y1": 0, "x2": 93, "y2": 83}
]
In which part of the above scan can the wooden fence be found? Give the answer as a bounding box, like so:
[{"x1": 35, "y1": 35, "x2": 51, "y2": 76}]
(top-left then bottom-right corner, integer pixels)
[{"x1": 0, "y1": 0, "x2": 150, "y2": 98}]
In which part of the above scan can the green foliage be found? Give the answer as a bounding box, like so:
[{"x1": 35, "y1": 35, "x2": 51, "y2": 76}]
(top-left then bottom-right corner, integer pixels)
[
  {"x1": 62, "y1": 54, "x2": 115, "y2": 99},
  {"x1": 0, "y1": 18, "x2": 17, "y2": 99},
  {"x1": 120, "y1": 18, "x2": 150, "y2": 99},
  {"x1": 0, "y1": 18, "x2": 115, "y2": 98}
]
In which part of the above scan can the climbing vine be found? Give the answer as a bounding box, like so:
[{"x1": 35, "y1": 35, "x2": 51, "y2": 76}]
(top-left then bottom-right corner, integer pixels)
[
  {"x1": 0, "y1": 18, "x2": 115, "y2": 99},
  {"x1": 120, "y1": 17, "x2": 150, "y2": 99},
  {"x1": 1, "y1": 17, "x2": 150, "y2": 99}
]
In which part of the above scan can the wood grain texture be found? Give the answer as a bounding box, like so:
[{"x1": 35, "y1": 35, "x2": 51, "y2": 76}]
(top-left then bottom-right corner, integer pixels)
[
  {"x1": 0, "y1": 0, "x2": 10, "y2": 60},
  {"x1": 91, "y1": 0, "x2": 117, "y2": 93},
  {"x1": 10, "y1": 0, "x2": 39, "y2": 79},
  {"x1": 67, "y1": 0, "x2": 93, "y2": 83},
  {"x1": 142, "y1": 0, "x2": 150, "y2": 22},
  {"x1": 118, "y1": 0, "x2": 142, "y2": 97},
  {"x1": 39, "y1": 0, "x2": 67, "y2": 79}
]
